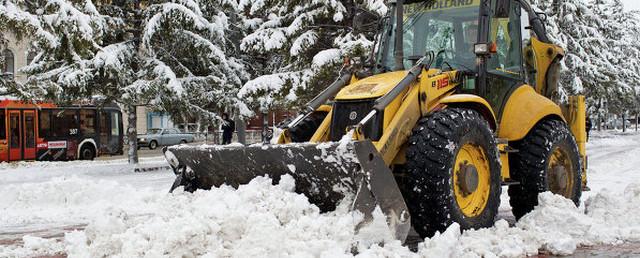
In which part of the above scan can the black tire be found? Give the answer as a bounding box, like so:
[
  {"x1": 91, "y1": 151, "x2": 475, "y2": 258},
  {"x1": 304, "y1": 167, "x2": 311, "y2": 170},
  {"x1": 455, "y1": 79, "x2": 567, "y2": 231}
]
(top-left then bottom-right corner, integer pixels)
[
  {"x1": 80, "y1": 145, "x2": 96, "y2": 160},
  {"x1": 149, "y1": 140, "x2": 158, "y2": 150},
  {"x1": 402, "y1": 108, "x2": 502, "y2": 237},
  {"x1": 508, "y1": 119, "x2": 582, "y2": 220},
  {"x1": 286, "y1": 111, "x2": 328, "y2": 142},
  {"x1": 180, "y1": 140, "x2": 187, "y2": 144}
]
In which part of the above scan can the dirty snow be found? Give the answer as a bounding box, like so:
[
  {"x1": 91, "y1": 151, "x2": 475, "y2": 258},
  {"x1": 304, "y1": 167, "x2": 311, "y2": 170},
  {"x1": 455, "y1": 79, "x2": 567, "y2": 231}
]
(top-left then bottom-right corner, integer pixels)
[{"x1": 1, "y1": 131, "x2": 640, "y2": 257}]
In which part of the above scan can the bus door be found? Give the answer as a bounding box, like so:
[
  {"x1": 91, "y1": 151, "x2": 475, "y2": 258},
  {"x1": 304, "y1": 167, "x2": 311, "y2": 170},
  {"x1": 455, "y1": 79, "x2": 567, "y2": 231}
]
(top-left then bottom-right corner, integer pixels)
[
  {"x1": 98, "y1": 110, "x2": 122, "y2": 154},
  {"x1": 23, "y1": 110, "x2": 36, "y2": 159},
  {"x1": 7, "y1": 110, "x2": 37, "y2": 161},
  {"x1": 8, "y1": 110, "x2": 21, "y2": 161}
]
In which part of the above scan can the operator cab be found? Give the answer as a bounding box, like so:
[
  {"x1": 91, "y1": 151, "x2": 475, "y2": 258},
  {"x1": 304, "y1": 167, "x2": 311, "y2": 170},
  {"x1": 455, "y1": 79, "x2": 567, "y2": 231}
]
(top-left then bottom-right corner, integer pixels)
[{"x1": 373, "y1": 0, "x2": 560, "y2": 119}]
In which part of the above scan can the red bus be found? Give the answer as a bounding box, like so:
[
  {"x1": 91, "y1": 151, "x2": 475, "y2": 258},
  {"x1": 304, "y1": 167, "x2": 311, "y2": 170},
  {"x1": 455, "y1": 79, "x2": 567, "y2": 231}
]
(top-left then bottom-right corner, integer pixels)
[{"x1": 0, "y1": 99, "x2": 124, "y2": 162}]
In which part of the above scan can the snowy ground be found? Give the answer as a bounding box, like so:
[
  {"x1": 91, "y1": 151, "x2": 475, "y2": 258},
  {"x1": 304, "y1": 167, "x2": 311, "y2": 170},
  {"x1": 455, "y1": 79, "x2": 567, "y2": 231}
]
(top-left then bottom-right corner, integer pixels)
[{"x1": 1, "y1": 130, "x2": 639, "y2": 257}]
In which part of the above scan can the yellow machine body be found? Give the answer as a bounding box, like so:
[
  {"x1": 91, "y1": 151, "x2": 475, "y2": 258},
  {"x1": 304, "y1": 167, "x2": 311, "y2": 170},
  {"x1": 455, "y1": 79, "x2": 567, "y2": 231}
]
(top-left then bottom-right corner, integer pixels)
[{"x1": 304, "y1": 67, "x2": 586, "y2": 184}]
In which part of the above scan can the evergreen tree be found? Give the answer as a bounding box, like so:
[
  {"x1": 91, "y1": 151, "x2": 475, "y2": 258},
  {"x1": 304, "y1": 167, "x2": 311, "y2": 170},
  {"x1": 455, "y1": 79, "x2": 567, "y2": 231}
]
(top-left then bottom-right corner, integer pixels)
[
  {"x1": 588, "y1": 0, "x2": 638, "y2": 116},
  {"x1": 236, "y1": 0, "x2": 387, "y2": 114},
  {"x1": 532, "y1": 0, "x2": 640, "y2": 123},
  {"x1": 0, "y1": 0, "x2": 248, "y2": 162},
  {"x1": 0, "y1": 32, "x2": 10, "y2": 94}
]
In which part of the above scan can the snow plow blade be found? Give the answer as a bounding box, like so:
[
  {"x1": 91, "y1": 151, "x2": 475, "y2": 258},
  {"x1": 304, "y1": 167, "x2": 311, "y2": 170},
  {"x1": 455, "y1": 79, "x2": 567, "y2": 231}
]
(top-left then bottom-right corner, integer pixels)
[{"x1": 163, "y1": 140, "x2": 411, "y2": 242}]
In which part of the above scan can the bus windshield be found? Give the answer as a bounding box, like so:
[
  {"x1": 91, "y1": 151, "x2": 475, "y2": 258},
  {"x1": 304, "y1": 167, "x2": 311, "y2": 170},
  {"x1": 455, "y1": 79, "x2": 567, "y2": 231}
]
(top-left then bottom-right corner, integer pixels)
[{"x1": 377, "y1": 0, "x2": 480, "y2": 72}]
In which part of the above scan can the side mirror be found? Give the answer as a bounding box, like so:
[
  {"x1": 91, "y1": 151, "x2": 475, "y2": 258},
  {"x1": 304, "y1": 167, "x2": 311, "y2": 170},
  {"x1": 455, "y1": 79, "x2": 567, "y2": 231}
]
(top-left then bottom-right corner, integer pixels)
[
  {"x1": 535, "y1": 11, "x2": 548, "y2": 22},
  {"x1": 353, "y1": 8, "x2": 381, "y2": 34},
  {"x1": 494, "y1": 0, "x2": 511, "y2": 18}
]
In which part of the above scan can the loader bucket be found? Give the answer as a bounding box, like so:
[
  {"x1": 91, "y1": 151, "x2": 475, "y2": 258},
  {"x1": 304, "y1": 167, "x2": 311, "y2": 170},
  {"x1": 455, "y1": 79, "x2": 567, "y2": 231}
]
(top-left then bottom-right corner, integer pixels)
[{"x1": 163, "y1": 140, "x2": 411, "y2": 242}]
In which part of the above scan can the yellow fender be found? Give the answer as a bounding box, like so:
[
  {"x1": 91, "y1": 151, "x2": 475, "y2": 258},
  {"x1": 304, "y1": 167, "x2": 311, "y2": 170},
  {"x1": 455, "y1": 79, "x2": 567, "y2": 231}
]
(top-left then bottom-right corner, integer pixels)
[
  {"x1": 439, "y1": 94, "x2": 497, "y2": 131},
  {"x1": 498, "y1": 86, "x2": 564, "y2": 141}
]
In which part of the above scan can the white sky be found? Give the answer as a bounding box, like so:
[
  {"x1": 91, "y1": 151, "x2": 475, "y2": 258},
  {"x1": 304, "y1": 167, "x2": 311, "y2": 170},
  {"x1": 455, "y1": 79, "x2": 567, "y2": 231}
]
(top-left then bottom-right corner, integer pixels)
[{"x1": 621, "y1": 0, "x2": 640, "y2": 11}]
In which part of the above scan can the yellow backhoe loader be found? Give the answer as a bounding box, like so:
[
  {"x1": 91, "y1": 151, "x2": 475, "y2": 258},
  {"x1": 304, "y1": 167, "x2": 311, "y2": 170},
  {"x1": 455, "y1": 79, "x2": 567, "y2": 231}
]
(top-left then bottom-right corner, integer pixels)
[{"x1": 164, "y1": 0, "x2": 587, "y2": 242}]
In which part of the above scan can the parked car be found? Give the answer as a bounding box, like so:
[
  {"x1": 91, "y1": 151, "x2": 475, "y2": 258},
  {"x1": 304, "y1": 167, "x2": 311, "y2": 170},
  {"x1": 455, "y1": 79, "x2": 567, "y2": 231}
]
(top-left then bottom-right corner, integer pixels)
[{"x1": 137, "y1": 128, "x2": 195, "y2": 150}]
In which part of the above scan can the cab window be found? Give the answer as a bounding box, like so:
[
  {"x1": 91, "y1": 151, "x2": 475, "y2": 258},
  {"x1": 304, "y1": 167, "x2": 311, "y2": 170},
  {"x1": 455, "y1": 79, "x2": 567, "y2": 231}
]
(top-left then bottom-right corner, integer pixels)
[
  {"x1": 521, "y1": 7, "x2": 537, "y2": 86},
  {"x1": 488, "y1": 1, "x2": 523, "y2": 79}
]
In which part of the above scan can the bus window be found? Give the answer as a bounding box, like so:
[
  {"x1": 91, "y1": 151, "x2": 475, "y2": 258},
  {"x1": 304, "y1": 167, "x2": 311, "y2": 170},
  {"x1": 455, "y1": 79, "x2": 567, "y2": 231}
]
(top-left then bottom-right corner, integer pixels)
[
  {"x1": 0, "y1": 112, "x2": 5, "y2": 140},
  {"x1": 25, "y1": 114, "x2": 35, "y2": 148},
  {"x1": 111, "y1": 112, "x2": 120, "y2": 136},
  {"x1": 39, "y1": 110, "x2": 52, "y2": 138},
  {"x1": 53, "y1": 110, "x2": 78, "y2": 136},
  {"x1": 80, "y1": 109, "x2": 96, "y2": 136}
]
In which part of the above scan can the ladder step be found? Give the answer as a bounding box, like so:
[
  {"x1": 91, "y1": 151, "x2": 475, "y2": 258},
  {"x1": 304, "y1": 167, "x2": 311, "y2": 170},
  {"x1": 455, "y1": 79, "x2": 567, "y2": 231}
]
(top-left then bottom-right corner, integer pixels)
[{"x1": 502, "y1": 180, "x2": 520, "y2": 186}]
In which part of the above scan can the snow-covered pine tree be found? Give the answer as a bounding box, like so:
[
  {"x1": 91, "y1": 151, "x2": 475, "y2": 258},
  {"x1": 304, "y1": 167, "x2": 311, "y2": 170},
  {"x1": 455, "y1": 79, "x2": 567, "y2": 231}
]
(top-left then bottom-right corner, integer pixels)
[
  {"x1": 0, "y1": 0, "x2": 112, "y2": 101},
  {"x1": 0, "y1": 32, "x2": 10, "y2": 94},
  {"x1": 141, "y1": 0, "x2": 250, "y2": 127},
  {"x1": 588, "y1": 0, "x2": 638, "y2": 117},
  {"x1": 236, "y1": 0, "x2": 387, "y2": 114},
  {"x1": 531, "y1": 0, "x2": 638, "y2": 124},
  {"x1": 1, "y1": 0, "x2": 249, "y2": 162}
]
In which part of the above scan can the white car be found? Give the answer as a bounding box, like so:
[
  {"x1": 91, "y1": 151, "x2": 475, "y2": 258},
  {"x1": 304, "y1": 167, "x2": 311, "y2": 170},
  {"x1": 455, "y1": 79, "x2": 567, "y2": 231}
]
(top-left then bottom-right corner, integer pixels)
[{"x1": 137, "y1": 128, "x2": 194, "y2": 149}]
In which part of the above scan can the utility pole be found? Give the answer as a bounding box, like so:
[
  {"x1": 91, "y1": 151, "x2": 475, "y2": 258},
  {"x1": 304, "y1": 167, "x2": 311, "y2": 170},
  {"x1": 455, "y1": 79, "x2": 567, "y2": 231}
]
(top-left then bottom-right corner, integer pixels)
[
  {"x1": 261, "y1": 111, "x2": 269, "y2": 143},
  {"x1": 124, "y1": 0, "x2": 143, "y2": 164},
  {"x1": 235, "y1": 110, "x2": 246, "y2": 145}
]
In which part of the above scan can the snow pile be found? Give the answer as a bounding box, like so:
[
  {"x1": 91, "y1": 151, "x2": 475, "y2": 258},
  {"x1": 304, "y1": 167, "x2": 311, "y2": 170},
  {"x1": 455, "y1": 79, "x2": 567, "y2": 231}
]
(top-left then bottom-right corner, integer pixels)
[
  {"x1": 0, "y1": 177, "x2": 159, "y2": 228},
  {"x1": 3, "y1": 177, "x2": 638, "y2": 257},
  {"x1": 61, "y1": 175, "x2": 390, "y2": 257},
  {"x1": 3, "y1": 131, "x2": 640, "y2": 257},
  {"x1": 0, "y1": 236, "x2": 64, "y2": 258},
  {"x1": 414, "y1": 184, "x2": 640, "y2": 257}
]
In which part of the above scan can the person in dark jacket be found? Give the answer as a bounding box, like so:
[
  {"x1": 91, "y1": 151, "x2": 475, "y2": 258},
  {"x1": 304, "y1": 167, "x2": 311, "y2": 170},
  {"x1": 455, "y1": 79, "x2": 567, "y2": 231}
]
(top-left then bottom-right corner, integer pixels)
[{"x1": 221, "y1": 113, "x2": 235, "y2": 144}]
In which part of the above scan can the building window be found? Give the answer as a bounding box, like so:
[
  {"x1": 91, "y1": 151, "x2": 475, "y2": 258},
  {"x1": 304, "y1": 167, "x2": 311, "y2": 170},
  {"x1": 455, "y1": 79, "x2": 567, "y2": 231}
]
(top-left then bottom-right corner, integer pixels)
[
  {"x1": 2, "y1": 49, "x2": 14, "y2": 78},
  {"x1": 27, "y1": 51, "x2": 37, "y2": 65}
]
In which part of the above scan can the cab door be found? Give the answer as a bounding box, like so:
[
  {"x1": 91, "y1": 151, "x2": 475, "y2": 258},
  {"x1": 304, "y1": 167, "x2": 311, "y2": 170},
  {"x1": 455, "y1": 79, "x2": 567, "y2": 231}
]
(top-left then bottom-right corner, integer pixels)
[
  {"x1": 23, "y1": 110, "x2": 36, "y2": 159},
  {"x1": 484, "y1": 0, "x2": 526, "y2": 121},
  {"x1": 8, "y1": 110, "x2": 21, "y2": 161}
]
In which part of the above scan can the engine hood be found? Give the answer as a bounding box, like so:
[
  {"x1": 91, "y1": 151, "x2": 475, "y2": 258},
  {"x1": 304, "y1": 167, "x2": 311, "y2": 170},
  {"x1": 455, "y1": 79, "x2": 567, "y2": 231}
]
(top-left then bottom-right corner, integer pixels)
[{"x1": 335, "y1": 71, "x2": 407, "y2": 101}]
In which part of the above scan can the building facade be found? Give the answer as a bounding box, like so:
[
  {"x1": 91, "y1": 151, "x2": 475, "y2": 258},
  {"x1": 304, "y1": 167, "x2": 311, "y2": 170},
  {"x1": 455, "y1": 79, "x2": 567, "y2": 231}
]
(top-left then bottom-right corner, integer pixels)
[
  {"x1": 1, "y1": 31, "x2": 34, "y2": 84},
  {"x1": 120, "y1": 105, "x2": 175, "y2": 135}
]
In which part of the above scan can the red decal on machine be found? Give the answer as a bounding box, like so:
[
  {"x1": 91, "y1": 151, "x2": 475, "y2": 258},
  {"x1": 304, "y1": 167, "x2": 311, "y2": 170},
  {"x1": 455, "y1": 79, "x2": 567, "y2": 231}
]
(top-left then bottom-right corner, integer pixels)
[{"x1": 438, "y1": 78, "x2": 449, "y2": 89}]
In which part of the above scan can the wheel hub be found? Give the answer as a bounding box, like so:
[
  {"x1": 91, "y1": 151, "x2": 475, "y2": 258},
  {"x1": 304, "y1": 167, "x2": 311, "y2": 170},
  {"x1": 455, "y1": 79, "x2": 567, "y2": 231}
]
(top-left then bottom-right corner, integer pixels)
[
  {"x1": 548, "y1": 146, "x2": 574, "y2": 197},
  {"x1": 458, "y1": 163, "x2": 479, "y2": 195},
  {"x1": 552, "y1": 165, "x2": 568, "y2": 189},
  {"x1": 454, "y1": 143, "x2": 491, "y2": 218}
]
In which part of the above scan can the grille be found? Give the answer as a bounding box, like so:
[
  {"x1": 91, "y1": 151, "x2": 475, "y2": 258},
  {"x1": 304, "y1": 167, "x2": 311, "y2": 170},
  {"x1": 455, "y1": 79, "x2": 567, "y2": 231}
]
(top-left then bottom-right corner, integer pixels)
[{"x1": 330, "y1": 100, "x2": 383, "y2": 141}]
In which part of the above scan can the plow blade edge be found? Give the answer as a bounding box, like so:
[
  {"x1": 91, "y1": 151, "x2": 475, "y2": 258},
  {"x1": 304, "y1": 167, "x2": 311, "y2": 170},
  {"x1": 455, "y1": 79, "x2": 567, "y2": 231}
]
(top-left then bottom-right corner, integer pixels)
[{"x1": 164, "y1": 141, "x2": 411, "y2": 242}]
